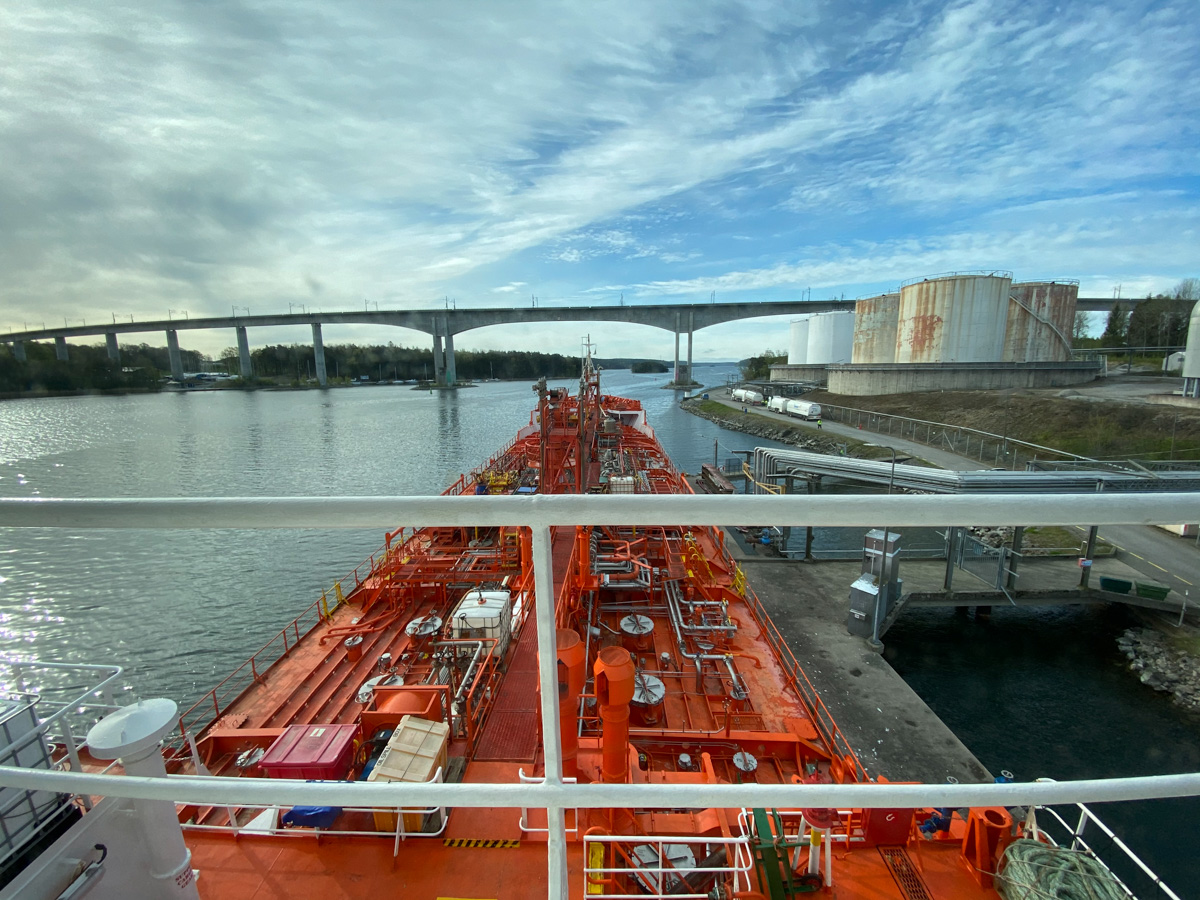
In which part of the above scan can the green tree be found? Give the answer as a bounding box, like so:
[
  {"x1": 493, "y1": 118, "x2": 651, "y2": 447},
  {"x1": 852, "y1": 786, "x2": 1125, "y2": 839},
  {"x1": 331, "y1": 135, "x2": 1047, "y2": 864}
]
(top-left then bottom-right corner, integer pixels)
[
  {"x1": 1100, "y1": 304, "x2": 1128, "y2": 348},
  {"x1": 740, "y1": 349, "x2": 786, "y2": 381}
]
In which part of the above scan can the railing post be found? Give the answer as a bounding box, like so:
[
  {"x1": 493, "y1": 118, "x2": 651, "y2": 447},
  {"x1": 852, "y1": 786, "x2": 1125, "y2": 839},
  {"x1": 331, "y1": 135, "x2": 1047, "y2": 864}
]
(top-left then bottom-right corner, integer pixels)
[{"x1": 531, "y1": 525, "x2": 568, "y2": 898}]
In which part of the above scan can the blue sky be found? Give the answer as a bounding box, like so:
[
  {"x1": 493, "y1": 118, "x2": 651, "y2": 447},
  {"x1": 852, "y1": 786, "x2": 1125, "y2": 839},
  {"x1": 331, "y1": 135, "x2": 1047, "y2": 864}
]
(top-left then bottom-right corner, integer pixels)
[{"x1": 1, "y1": 1, "x2": 1197, "y2": 360}]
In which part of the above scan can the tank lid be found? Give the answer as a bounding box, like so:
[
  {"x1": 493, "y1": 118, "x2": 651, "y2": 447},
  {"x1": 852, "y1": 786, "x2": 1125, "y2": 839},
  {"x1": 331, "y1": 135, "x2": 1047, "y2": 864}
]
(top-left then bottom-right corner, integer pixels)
[
  {"x1": 620, "y1": 614, "x2": 654, "y2": 636},
  {"x1": 86, "y1": 698, "x2": 179, "y2": 760},
  {"x1": 631, "y1": 674, "x2": 666, "y2": 706}
]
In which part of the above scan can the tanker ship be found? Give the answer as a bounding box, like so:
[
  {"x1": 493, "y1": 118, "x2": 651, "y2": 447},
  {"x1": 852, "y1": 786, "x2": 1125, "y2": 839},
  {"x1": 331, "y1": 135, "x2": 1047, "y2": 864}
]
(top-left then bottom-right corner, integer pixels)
[{"x1": 0, "y1": 354, "x2": 1176, "y2": 899}]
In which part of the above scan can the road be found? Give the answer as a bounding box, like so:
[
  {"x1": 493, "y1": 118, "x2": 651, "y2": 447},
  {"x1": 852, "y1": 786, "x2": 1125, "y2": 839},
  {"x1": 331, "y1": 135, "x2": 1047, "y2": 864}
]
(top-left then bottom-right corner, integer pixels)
[{"x1": 702, "y1": 386, "x2": 1200, "y2": 594}]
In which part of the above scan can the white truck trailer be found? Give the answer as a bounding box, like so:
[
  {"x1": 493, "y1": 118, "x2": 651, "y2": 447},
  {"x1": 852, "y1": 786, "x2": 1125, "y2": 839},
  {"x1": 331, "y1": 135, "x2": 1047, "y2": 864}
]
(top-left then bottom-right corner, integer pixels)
[{"x1": 785, "y1": 399, "x2": 821, "y2": 420}]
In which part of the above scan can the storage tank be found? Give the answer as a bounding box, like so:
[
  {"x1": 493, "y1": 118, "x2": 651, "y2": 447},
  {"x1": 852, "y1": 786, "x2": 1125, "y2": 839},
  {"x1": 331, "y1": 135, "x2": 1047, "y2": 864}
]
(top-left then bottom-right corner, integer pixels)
[
  {"x1": 1003, "y1": 281, "x2": 1078, "y2": 362},
  {"x1": 1183, "y1": 301, "x2": 1200, "y2": 398},
  {"x1": 788, "y1": 317, "x2": 810, "y2": 364},
  {"x1": 806, "y1": 311, "x2": 855, "y2": 364},
  {"x1": 852, "y1": 293, "x2": 900, "y2": 364},
  {"x1": 895, "y1": 273, "x2": 1012, "y2": 363}
]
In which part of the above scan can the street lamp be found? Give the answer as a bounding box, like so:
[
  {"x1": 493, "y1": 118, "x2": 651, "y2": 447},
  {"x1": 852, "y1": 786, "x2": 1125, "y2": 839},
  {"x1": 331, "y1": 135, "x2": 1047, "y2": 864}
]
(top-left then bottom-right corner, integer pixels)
[
  {"x1": 168, "y1": 309, "x2": 188, "y2": 321},
  {"x1": 233, "y1": 306, "x2": 249, "y2": 318}
]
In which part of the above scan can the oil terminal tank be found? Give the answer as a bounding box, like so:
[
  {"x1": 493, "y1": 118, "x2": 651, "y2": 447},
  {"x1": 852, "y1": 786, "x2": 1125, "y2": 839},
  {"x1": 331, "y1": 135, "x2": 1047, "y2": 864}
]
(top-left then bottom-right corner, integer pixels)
[
  {"x1": 1183, "y1": 301, "x2": 1200, "y2": 398},
  {"x1": 1003, "y1": 281, "x2": 1078, "y2": 362},
  {"x1": 788, "y1": 317, "x2": 810, "y2": 364},
  {"x1": 806, "y1": 311, "x2": 854, "y2": 364},
  {"x1": 895, "y1": 272, "x2": 1012, "y2": 363},
  {"x1": 851, "y1": 293, "x2": 900, "y2": 364}
]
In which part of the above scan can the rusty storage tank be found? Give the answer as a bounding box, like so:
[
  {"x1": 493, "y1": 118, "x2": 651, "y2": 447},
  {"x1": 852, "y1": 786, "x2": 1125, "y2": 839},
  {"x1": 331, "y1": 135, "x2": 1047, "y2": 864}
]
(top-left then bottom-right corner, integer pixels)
[
  {"x1": 807, "y1": 311, "x2": 855, "y2": 364},
  {"x1": 851, "y1": 292, "x2": 900, "y2": 364},
  {"x1": 895, "y1": 272, "x2": 1012, "y2": 364},
  {"x1": 1003, "y1": 281, "x2": 1078, "y2": 362},
  {"x1": 1183, "y1": 301, "x2": 1200, "y2": 398},
  {"x1": 788, "y1": 317, "x2": 810, "y2": 364}
]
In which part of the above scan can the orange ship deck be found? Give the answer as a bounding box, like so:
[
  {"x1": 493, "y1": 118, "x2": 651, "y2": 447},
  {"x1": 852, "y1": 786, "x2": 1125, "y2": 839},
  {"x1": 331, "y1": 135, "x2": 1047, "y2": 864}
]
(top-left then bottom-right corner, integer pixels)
[{"x1": 156, "y1": 371, "x2": 1019, "y2": 899}]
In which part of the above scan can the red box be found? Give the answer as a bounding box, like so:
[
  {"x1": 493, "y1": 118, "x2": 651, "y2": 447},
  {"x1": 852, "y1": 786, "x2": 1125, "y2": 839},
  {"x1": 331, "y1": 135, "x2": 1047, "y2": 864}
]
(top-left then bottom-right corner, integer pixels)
[{"x1": 259, "y1": 723, "x2": 360, "y2": 780}]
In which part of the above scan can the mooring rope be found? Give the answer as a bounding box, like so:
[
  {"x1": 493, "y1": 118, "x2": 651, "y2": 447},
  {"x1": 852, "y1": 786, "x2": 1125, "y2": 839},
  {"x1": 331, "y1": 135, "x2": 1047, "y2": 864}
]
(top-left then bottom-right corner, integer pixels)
[{"x1": 996, "y1": 839, "x2": 1128, "y2": 900}]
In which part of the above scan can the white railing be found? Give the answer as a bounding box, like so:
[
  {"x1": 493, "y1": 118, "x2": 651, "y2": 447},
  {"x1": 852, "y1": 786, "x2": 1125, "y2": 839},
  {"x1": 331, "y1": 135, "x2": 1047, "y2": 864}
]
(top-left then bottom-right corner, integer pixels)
[
  {"x1": 1, "y1": 493, "x2": 1198, "y2": 898},
  {"x1": 581, "y1": 834, "x2": 755, "y2": 899},
  {"x1": 1031, "y1": 779, "x2": 1183, "y2": 900}
]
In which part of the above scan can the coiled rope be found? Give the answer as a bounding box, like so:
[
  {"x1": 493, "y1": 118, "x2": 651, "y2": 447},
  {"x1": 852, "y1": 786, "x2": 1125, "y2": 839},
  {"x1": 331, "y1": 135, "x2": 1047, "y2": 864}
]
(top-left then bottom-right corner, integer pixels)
[{"x1": 997, "y1": 839, "x2": 1127, "y2": 900}]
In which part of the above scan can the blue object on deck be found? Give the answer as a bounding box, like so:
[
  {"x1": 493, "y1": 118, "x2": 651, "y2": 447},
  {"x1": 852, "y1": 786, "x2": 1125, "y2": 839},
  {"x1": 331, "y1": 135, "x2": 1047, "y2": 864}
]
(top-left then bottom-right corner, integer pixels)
[
  {"x1": 282, "y1": 806, "x2": 343, "y2": 828},
  {"x1": 515, "y1": 486, "x2": 536, "y2": 494}
]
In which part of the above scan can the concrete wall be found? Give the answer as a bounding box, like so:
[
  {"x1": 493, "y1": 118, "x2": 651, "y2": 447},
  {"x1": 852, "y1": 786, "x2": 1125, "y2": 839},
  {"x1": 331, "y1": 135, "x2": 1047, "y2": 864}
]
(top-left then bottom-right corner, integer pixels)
[
  {"x1": 769, "y1": 363, "x2": 828, "y2": 383},
  {"x1": 827, "y1": 361, "x2": 1101, "y2": 396}
]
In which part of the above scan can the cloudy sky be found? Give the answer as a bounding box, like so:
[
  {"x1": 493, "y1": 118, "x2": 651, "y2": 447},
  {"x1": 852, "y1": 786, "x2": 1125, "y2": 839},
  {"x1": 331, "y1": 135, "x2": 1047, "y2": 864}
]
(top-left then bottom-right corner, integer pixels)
[{"x1": 2, "y1": 1, "x2": 1197, "y2": 360}]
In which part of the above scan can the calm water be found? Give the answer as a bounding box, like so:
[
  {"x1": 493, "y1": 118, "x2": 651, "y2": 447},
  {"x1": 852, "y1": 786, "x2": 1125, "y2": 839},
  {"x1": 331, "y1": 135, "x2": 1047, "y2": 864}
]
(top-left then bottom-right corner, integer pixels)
[{"x1": 2, "y1": 365, "x2": 1196, "y2": 889}]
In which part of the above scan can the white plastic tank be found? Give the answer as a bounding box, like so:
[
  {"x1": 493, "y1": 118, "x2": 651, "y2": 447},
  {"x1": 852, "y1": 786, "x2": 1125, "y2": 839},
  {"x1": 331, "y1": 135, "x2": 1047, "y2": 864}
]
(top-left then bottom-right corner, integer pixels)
[
  {"x1": 895, "y1": 273, "x2": 1012, "y2": 364},
  {"x1": 1183, "y1": 301, "x2": 1200, "y2": 398},
  {"x1": 1003, "y1": 281, "x2": 1078, "y2": 362},
  {"x1": 788, "y1": 317, "x2": 810, "y2": 364},
  {"x1": 806, "y1": 311, "x2": 855, "y2": 364},
  {"x1": 852, "y1": 293, "x2": 900, "y2": 364}
]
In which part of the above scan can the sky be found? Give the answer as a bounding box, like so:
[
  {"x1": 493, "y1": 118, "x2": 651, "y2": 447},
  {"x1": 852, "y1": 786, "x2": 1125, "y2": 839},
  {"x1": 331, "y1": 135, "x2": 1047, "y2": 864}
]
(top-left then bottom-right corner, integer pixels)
[{"x1": 2, "y1": 0, "x2": 1198, "y2": 361}]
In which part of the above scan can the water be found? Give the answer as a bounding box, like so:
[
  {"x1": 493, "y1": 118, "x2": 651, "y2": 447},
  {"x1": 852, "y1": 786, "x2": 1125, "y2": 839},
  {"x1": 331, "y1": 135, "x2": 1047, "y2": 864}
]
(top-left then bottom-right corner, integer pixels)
[{"x1": 2, "y1": 366, "x2": 1197, "y2": 890}]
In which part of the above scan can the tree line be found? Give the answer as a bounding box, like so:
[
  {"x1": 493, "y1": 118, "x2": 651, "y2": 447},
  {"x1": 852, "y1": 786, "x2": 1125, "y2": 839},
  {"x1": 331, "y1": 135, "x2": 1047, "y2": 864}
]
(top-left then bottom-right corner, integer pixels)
[
  {"x1": 0, "y1": 341, "x2": 202, "y2": 394},
  {"x1": 1092, "y1": 278, "x2": 1198, "y2": 349},
  {"x1": 226, "y1": 343, "x2": 582, "y2": 382},
  {"x1": 0, "y1": 339, "x2": 592, "y2": 394}
]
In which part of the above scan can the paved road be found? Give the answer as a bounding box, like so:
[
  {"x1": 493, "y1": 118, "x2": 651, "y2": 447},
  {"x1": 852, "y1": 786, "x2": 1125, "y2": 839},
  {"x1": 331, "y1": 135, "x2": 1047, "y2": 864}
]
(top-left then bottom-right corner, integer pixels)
[{"x1": 703, "y1": 386, "x2": 1200, "y2": 592}]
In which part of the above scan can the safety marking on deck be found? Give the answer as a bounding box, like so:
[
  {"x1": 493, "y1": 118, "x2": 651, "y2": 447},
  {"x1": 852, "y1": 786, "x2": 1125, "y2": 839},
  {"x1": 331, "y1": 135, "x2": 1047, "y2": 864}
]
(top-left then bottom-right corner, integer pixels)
[{"x1": 442, "y1": 838, "x2": 521, "y2": 848}]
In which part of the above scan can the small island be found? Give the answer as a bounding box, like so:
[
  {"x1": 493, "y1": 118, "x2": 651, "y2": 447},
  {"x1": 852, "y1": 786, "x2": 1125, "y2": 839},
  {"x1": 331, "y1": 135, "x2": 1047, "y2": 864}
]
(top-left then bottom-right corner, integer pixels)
[{"x1": 631, "y1": 360, "x2": 669, "y2": 374}]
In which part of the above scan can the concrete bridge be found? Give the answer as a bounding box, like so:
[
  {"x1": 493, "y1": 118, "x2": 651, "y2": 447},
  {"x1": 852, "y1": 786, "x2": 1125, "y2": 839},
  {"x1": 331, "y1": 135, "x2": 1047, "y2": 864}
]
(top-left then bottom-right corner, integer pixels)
[{"x1": 0, "y1": 296, "x2": 1129, "y2": 386}]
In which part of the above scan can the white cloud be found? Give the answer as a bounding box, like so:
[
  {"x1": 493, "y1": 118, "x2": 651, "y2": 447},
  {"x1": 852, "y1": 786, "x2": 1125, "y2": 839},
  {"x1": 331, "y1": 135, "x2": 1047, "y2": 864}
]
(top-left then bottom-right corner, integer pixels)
[{"x1": 0, "y1": 0, "x2": 1196, "y2": 363}]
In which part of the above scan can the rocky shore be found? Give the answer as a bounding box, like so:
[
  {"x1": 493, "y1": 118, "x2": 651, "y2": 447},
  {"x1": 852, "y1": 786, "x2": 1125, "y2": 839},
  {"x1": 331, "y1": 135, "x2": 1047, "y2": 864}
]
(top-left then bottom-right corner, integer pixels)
[{"x1": 1118, "y1": 627, "x2": 1200, "y2": 710}]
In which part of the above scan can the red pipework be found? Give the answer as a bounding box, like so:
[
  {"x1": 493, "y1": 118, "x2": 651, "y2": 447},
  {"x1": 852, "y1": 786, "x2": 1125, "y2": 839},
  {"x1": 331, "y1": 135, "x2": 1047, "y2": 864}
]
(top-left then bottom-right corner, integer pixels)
[
  {"x1": 593, "y1": 646, "x2": 636, "y2": 784},
  {"x1": 557, "y1": 629, "x2": 586, "y2": 779}
]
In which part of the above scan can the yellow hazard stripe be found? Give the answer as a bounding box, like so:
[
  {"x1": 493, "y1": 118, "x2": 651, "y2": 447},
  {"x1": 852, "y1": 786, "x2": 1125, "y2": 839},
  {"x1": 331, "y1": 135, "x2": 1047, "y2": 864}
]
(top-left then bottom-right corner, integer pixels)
[{"x1": 441, "y1": 838, "x2": 521, "y2": 848}]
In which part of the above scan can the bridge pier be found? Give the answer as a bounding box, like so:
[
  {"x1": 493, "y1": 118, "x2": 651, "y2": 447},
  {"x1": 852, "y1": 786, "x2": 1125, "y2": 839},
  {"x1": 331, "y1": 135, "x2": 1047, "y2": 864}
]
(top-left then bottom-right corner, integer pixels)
[
  {"x1": 685, "y1": 311, "x2": 693, "y2": 384},
  {"x1": 432, "y1": 331, "x2": 444, "y2": 386},
  {"x1": 311, "y1": 323, "x2": 327, "y2": 386},
  {"x1": 105, "y1": 332, "x2": 120, "y2": 362},
  {"x1": 236, "y1": 326, "x2": 253, "y2": 379},
  {"x1": 12, "y1": 341, "x2": 26, "y2": 362},
  {"x1": 673, "y1": 312, "x2": 680, "y2": 383},
  {"x1": 55, "y1": 336, "x2": 69, "y2": 362},
  {"x1": 165, "y1": 330, "x2": 183, "y2": 380},
  {"x1": 445, "y1": 329, "x2": 457, "y2": 385}
]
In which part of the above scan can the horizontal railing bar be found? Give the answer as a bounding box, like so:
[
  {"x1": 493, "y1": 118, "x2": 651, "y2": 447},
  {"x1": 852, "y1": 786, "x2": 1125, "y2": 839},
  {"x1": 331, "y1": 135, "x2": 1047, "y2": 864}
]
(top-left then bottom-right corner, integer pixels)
[
  {"x1": 2, "y1": 765, "x2": 1198, "y2": 810},
  {"x1": 0, "y1": 493, "x2": 1196, "y2": 529}
]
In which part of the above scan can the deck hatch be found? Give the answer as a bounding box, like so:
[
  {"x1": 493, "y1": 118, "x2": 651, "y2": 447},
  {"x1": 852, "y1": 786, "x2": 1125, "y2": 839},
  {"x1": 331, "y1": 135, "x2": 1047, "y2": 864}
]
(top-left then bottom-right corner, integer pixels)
[{"x1": 879, "y1": 846, "x2": 934, "y2": 900}]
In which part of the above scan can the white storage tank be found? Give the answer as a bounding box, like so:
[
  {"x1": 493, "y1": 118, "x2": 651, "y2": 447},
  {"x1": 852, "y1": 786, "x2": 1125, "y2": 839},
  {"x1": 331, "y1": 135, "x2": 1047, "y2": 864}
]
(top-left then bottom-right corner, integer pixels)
[
  {"x1": 895, "y1": 273, "x2": 1012, "y2": 364},
  {"x1": 1004, "y1": 281, "x2": 1078, "y2": 362},
  {"x1": 1183, "y1": 301, "x2": 1200, "y2": 398},
  {"x1": 806, "y1": 311, "x2": 855, "y2": 364},
  {"x1": 852, "y1": 293, "x2": 900, "y2": 364},
  {"x1": 788, "y1": 317, "x2": 810, "y2": 364}
]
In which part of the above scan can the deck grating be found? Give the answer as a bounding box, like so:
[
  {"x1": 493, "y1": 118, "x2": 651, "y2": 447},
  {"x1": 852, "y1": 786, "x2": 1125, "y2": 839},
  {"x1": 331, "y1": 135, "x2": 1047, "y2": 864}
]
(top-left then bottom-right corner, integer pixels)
[{"x1": 472, "y1": 623, "x2": 540, "y2": 762}]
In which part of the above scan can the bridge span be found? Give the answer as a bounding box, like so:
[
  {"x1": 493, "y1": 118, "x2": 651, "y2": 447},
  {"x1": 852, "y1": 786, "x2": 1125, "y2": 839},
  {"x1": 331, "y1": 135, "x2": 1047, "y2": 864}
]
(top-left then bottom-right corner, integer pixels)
[{"x1": 1, "y1": 296, "x2": 1129, "y2": 386}]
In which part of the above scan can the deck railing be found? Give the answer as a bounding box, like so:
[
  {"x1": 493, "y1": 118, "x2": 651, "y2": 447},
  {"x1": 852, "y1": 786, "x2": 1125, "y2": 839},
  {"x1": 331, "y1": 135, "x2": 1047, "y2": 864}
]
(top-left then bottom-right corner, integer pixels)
[{"x1": 2, "y1": 492, "x2": 1199, "y2": 897}]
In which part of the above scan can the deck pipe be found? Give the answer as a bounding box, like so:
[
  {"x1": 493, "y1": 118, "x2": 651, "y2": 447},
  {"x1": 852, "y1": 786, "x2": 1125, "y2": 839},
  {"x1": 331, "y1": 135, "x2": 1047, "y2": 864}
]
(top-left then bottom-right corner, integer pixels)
[
  {"x1": 556, "y1": 629, "x2": 586, "y2": 779},
  {"x1": 593, "y1": 646, "x2": 636, "y2": 783}
]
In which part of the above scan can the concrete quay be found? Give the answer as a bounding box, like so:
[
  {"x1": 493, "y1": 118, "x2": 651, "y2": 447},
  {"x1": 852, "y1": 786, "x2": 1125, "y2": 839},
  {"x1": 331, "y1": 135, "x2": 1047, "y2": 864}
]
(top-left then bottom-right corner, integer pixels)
[{"x1": 733, "y1": 551, "x2": 1157, "y2": 786}]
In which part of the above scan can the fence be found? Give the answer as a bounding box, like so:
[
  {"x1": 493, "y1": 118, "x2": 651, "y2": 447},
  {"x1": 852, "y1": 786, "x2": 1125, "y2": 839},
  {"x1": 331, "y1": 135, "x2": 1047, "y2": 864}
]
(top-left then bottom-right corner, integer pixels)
[{"x1": 817, "y1": 403, "x2": 1091, "y2": 470}]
